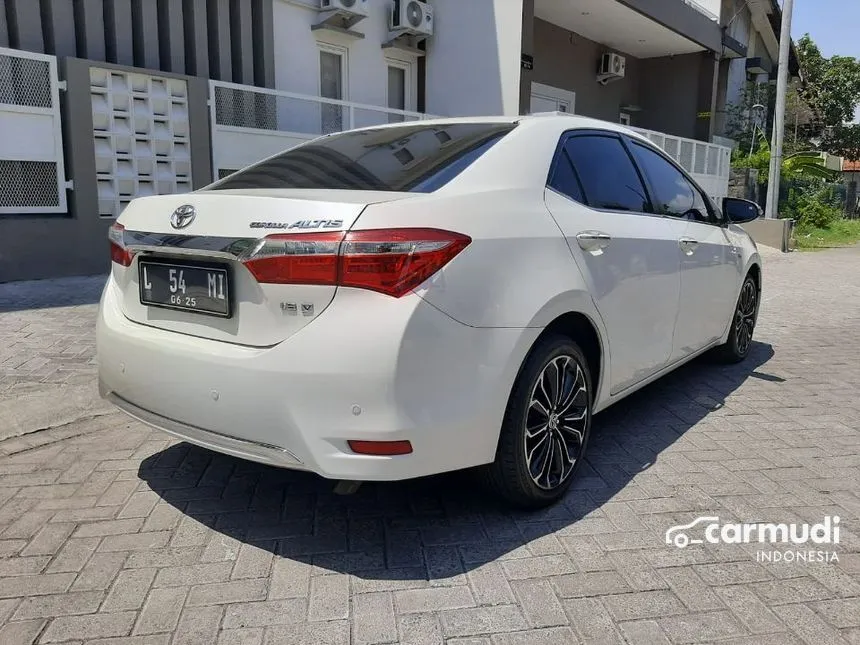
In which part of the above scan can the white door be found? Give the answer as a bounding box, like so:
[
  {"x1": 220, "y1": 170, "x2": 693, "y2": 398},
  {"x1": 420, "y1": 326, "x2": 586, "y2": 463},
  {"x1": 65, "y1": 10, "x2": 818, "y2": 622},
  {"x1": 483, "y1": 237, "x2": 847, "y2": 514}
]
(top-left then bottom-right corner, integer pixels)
[
  {"x1": 530, "y1": 82, "x2": 575, "y2": 114},
  {"x1": 625, "y1": 138, "x2": 741, "y2": 359},
  {"x1": 544, "y1": 131, "x2": 684, "y2": 394}
]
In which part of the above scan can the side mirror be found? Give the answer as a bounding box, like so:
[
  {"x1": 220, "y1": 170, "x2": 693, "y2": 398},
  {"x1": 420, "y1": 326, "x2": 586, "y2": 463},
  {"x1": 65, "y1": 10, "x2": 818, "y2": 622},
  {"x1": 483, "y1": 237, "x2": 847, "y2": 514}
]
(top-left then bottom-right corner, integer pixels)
[{"x1": 722, "y1": 197, "x2": 763, "y2": 224}]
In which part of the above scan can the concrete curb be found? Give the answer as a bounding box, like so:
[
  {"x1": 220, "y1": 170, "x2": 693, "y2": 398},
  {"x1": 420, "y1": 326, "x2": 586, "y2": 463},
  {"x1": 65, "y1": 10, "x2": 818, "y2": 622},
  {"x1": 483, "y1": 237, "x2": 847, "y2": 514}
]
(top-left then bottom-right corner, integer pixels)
[{"x1": 0, "y1": 382, "x2": 115, "y2": 442}]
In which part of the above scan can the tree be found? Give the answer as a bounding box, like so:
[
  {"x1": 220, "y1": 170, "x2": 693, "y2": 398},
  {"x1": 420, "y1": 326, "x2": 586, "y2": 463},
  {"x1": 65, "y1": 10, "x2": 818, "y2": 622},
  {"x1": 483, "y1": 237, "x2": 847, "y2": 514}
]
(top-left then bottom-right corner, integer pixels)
[
  {"x1": 795, "y1": 34, "x2": 860, "y2": 160},
  {"x1": 732, "y1": 129, "x2": 838, "y2": 183}
]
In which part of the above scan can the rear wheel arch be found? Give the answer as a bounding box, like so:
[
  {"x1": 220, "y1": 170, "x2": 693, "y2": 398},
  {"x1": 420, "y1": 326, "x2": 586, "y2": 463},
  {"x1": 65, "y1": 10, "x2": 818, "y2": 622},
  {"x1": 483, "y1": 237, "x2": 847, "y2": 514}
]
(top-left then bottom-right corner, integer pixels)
[{"x1": 532, "y1": 311, "x2": 603, "y2": 402}]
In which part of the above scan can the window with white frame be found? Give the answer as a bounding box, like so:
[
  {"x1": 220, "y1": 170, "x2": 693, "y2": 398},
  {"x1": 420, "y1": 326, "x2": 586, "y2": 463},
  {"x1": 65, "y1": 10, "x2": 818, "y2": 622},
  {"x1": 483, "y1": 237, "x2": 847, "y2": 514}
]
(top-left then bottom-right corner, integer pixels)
[
  {"x1": 318, "y1": 42, "x2": 348, "y2": 134},
  {"x1": 385, "y1": 58, "x2": 415, "y2": 123},
  {"x1": 620, "y1": 113, "x2": 631, "y2": 126}
]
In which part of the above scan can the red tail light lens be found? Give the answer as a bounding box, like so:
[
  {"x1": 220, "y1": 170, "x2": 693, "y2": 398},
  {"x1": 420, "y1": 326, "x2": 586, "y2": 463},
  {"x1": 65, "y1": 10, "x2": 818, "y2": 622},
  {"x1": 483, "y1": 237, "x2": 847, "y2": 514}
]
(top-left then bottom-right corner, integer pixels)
[
  {"x1": 241, "y1": 232, "x2": 343, "y2": 285},
  {"x1": 339, "y1": 229, "x2": 472, "y2": 298},
  {"x1": 108, "y1": 223, "x2": 134, "y2": 267},
  {"x1": 241, "y1": 228, "x2": 471, "y2": 298}
]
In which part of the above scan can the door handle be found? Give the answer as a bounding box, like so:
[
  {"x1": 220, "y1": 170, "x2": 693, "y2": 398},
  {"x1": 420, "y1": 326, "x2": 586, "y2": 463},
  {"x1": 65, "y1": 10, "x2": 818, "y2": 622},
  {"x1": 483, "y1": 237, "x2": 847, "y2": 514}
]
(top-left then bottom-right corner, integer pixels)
[
  {"x1": 576, "y1": 231, "x2": 612, "y2": 253},
  {"x1": 679, "y1": 237, "x2": 699, "y2": 255}
]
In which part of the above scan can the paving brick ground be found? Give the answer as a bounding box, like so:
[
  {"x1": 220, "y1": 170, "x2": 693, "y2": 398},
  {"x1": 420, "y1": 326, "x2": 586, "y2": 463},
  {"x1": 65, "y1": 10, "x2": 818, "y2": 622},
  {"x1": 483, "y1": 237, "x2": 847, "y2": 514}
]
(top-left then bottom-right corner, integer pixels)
[{"x1": 0, "y1": 246, "x2": 858, "y2": 644}]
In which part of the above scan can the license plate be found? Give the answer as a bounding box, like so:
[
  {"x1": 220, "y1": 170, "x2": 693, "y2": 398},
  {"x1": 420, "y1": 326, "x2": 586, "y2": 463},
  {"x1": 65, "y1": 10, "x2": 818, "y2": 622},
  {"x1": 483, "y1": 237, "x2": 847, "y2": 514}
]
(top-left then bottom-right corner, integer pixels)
[{"x1": 139, "y1": 260, "x2": 231, "y2": 317}]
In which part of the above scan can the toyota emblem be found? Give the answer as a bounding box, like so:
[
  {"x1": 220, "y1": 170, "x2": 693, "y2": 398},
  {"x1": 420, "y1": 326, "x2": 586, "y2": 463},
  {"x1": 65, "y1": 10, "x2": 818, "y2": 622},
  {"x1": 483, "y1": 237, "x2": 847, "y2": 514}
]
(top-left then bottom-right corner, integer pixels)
[{"x1": 170, "y1": 204, "x2": 196, "y2": 229}]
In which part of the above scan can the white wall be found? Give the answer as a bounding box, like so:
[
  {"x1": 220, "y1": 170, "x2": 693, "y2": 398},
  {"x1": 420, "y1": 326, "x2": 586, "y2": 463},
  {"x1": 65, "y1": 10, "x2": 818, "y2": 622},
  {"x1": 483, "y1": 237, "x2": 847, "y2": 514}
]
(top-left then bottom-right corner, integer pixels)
[
  {"x1": 425, "y1": 0, "x2": 523, "y2": 117},
  {"x1": 271, "y1": 0, "x2": 522, "y2": 121},
  {"x1": 687, "y1": 0, "x2": 721, "y2": 20},
  {"x1": 273, "y1": 0, "x2": 421, "y2": 111}
]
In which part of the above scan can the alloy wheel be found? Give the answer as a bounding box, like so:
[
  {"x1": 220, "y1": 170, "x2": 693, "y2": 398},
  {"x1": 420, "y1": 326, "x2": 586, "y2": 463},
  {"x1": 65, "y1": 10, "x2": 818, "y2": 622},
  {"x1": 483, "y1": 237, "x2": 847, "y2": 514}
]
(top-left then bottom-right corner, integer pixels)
[
  {"x1": 524, "y1": 355, "x2": 589, "y2": 491},
  {"x1": 735, "y1": 279, "x2": 757, "y2": 355}
]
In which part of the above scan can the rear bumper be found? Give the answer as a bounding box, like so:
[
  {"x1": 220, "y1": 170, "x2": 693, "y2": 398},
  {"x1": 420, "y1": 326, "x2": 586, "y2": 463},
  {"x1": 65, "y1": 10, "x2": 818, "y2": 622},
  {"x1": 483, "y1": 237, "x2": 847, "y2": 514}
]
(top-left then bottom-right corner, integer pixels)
[
  {"x1": 102, "y1": 387, "x2": 308, "y2": 470},
  {"x1": 97, "y1": 280, "x2": 538, "y2": 481}
]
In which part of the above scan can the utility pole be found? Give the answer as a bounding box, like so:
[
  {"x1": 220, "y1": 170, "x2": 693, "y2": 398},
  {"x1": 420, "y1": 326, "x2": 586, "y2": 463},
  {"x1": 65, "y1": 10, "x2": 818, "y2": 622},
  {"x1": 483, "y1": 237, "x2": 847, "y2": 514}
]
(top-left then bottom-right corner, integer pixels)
[{"x1": 764, "y1": 0, "x2": 796, "y2": 218}]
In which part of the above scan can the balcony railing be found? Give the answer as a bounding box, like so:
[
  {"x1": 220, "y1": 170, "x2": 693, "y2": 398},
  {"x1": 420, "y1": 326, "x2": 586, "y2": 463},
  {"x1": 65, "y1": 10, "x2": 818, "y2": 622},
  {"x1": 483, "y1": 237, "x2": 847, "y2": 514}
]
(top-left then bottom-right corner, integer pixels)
[{"x1": 208, "y1": 80, "x2": 438, "y2": 180}]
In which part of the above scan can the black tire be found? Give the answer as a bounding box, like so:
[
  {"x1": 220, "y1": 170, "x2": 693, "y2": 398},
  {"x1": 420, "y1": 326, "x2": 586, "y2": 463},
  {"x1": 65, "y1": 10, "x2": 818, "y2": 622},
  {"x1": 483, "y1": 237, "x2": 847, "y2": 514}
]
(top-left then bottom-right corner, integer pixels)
[
  {"x1": 482, "y1": 334, "x2": 593, "y2": 509},
  {"x1": 713, "y1": 274, "x2": 759, "y2": 364}
]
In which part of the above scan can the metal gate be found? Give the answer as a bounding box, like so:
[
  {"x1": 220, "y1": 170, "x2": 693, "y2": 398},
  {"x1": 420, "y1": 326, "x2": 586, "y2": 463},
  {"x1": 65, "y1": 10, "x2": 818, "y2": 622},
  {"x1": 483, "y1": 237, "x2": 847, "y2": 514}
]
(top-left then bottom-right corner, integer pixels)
[{"x1": 0, "y1": 47, "x2": 68, "y2": 214}]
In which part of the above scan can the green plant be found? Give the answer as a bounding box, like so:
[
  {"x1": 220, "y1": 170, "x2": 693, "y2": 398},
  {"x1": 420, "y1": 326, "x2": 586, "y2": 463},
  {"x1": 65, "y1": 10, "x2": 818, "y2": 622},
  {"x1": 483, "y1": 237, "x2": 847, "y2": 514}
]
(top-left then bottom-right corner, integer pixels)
[
  {"x1": 732, "y1": 130, "x2": 839, "y2": 184},
  {"x1": 784, "y1": 183, "x2": 843, "y2": 230},
  {"x1": 793, "y1": 218, "x2": 860, "y2": 249}
]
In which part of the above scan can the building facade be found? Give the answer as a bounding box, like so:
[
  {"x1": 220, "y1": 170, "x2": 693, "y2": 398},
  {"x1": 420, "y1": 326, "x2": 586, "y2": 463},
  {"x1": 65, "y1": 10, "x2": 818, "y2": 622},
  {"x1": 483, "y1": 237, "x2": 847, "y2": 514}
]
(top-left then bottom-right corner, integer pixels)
[
  {"x1": 714, "y1": 0, "x2": 800, "y2": 142},
  {"x1": 519, "y1": 0, "x2": 725, "y2": 141},
  {"x1": 1, "y1": 0, "x2": 740, "y2": 282}
]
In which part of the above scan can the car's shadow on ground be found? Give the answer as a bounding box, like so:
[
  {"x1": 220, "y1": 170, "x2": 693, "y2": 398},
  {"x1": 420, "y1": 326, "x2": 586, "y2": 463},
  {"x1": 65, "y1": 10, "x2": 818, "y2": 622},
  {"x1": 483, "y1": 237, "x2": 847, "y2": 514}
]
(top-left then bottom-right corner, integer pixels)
[{"x1": 139, "y1": 341, "x2": 776, "y2": 579}]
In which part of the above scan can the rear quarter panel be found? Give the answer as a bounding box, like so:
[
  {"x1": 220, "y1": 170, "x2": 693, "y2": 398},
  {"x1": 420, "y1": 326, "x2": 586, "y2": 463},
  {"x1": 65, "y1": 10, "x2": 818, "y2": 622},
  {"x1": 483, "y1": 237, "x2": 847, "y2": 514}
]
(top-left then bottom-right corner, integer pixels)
[{"x1": 351, "y1": 189, "x2": 600, "y2": 330}]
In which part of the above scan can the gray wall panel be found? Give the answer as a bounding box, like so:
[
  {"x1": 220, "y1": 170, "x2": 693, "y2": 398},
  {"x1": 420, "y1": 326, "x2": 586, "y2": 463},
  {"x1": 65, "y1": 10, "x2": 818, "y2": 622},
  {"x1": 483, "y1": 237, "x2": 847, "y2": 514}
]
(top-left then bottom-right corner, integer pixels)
[
  {"x1": 187, "y1": 75, "x2": 213, "y2": 186},
  {"x1": 530, "y1": 19, "x2": 642, "y2": 125},
  {"x1": 8, "y1": 0, "x2": 44, "y2": 52},
  {"x1": 251, "y1": 0, "x2": 274, "y2": 87},
  {"x1": 619, "y1": 0, "x2": 723, "y2": 53},
  {"x1": 232, "y1": 0, "x2": 254, "y2": 85},
  {"x1": 132, "y1": 0, "x2": 161, "y2": 70},
  {"x1": 159, "y1": 0, "x2": 186, "y2": 73},
  {"x1": 75, "y1": 0, "x2": 107, "y2": 61},
  {"x1": 638, "y1": 53, "x2": 702, "y2": 138},
  {"x1": 518, "y1": 0, "x2": 534, "y2": 114},
  {"x1": 45, "y1": 0, "x2": 78, "y2": 57},
  {"x1": 184, "y1": 0, "x2": 209, "y2": 78},
  {"x1": 207, "y1": 0, "x2": 232, "y2": 81},
  {"x1": 0, "y1": 0, "x2": 8, "y2": 48},
  {"x1": 105, "y1": 0, "x2": 135, "y2": 65}
]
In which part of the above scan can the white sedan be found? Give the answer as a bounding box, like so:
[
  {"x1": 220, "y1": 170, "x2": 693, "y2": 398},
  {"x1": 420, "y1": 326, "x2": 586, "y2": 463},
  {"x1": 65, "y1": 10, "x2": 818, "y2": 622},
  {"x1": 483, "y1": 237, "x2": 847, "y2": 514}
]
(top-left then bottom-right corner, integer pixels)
[{"x1": 97, "y1": 114, "x2": 762, "y2": 508}]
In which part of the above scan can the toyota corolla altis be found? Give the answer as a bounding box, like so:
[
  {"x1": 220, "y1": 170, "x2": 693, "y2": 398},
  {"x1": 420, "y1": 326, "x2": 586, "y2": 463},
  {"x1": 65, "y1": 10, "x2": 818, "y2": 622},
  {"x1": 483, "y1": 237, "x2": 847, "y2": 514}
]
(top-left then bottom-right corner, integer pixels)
[{"x1": 97, "y1": 114, "x2": 762, "y2": 507}]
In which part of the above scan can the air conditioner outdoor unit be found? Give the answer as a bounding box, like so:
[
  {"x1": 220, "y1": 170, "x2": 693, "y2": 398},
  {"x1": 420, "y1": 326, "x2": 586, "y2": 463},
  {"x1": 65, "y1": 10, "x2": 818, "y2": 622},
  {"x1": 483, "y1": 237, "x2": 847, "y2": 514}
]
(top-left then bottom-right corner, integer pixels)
[
  {"x1": 390, "y1": 0, "x2": 434, "y2": 37},
  {"x1": 598, "y1": 52, "x2": 626, "y2": 85},
  {"x1": 320, "y1": 0, "x2": 369, "y2": 19}
]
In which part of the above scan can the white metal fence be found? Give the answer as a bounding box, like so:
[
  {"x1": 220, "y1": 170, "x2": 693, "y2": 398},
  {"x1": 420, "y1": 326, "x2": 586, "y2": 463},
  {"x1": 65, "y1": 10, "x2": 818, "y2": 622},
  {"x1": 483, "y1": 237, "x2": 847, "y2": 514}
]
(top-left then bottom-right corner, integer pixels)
[
  {"x1": 209, "y1": 80, "x2": 436, "y2": 180},
  {"x1": 0, "y1": 47, "x2": 68, "y2": 214},
  {"x1": 631, "y1": 126, "x2": 732, "y2": 204}
]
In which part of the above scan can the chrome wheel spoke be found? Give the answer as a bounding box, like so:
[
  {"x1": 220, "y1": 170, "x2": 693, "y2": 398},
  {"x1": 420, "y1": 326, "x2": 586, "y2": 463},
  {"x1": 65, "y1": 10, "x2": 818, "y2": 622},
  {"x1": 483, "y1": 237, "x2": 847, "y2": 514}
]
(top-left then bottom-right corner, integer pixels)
[
  {"x1": 556, "y1": 365, "x2": 586, "y2": 415},
  {"x1": 526, "y1": 421, "x2": 548, "y2": 439},
  {"x1": 529, "y1": 398, "x2": 550, "y2": 419},
  {"x1": 524, "y1": 354, "x2": 590, "y2": 491},
  {"x1": 734, "y1": 280, "x2": 757, "y2": 354},
  {"x1": 526, "y1": 430, "x2": 550, "y2": 466},
  {"x1": 536, "y1": 435, "x2": 555, "y2": 487}
]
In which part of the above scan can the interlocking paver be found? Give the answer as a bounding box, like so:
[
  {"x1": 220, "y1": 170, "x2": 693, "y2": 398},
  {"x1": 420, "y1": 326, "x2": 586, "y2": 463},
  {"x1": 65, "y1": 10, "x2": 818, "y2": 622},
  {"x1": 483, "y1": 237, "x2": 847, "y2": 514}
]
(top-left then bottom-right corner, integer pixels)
[{"x1": 0, "y1": 247, "x2": 858, "y2": 642}]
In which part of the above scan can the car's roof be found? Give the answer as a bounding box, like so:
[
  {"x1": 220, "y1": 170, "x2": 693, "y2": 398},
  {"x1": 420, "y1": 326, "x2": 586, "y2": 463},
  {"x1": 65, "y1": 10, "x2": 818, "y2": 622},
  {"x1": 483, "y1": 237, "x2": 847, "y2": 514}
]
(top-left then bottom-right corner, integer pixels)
[{"x1": 348, "y1": 113, "x2": 649, "y2": 143}]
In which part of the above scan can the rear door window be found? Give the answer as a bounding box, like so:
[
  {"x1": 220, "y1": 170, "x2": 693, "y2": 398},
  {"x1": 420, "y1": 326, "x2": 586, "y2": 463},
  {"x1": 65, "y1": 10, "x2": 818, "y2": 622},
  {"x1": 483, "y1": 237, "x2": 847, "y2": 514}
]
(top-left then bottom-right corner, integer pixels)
[
  {"x1": 561, "y1": 135, "x2": 651, "y2": 213},
  {"x1": 209, "y1": 122, "x2": 517, "y2": 193}
]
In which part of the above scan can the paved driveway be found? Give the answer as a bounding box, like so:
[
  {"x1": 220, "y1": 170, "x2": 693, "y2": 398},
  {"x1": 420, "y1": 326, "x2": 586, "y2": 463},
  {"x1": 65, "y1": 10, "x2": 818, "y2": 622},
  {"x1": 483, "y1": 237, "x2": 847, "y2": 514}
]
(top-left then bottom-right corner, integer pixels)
[{"x1": 0, "y1": 247, "x2": 858, "y2": 645}]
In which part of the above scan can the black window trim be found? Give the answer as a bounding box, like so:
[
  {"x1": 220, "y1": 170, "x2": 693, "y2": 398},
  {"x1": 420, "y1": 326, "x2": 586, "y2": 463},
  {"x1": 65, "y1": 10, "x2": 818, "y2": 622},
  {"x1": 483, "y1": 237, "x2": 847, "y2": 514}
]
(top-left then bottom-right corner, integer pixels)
[
  {"x1": 622, "y1": 135, "x2": 727, "y2": 228},
  {"x1": 546, "y1": 128, "x2": 659, "y2": 218}
]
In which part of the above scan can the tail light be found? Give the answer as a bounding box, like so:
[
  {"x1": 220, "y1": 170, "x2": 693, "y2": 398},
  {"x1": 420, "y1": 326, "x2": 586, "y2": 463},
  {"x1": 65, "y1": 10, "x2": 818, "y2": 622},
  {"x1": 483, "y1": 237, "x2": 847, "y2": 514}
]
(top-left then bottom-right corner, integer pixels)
[
  {"x1": 109, "y1": 223, "x2": 134, "y2": 267},
  {"x1": 241, "y1": 228, "x2": 471, "y2": 298}
]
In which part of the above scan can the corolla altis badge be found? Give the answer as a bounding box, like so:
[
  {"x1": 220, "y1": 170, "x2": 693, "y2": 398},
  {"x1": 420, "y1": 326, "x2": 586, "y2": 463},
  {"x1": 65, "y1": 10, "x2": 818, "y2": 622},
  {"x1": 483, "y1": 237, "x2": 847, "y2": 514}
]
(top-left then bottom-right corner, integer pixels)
[
  {"x1": 250, "y1": 219, "x2": 343, "y2": 230},
  {"x1": 170, "y1": 204, "x2": 196, "y2": 229}
]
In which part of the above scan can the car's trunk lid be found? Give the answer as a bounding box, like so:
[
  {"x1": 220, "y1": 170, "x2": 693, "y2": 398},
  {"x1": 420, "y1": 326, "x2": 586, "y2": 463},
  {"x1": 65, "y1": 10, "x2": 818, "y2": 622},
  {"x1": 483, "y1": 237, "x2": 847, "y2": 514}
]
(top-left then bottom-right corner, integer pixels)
[{"x1": 114, "y1": 190, "x2": 414, "y2": 347}]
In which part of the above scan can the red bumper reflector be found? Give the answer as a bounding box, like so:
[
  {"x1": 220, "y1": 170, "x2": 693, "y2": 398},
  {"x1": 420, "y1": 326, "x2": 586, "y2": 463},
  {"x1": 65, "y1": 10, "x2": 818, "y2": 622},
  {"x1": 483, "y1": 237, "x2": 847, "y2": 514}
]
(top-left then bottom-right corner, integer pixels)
[{"x1": 348, "y1": 440, "x2": 413, "y2": 456}]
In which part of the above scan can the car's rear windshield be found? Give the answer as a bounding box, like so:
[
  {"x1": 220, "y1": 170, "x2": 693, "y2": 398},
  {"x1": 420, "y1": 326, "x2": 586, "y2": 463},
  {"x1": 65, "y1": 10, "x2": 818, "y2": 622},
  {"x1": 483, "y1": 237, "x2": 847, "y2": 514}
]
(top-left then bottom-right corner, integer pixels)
[{"x1": 208, "y1": 122, "x2": 517, "y2": 193}]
